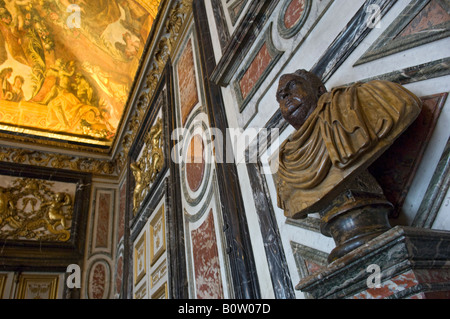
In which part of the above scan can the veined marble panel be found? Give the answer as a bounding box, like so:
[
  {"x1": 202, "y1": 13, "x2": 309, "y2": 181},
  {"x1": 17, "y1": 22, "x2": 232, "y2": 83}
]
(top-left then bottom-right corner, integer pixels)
[
  {"x1": 177, "y1": 37, "x2": 200, "y2": 127},
  {"x1": 191, "y1": 209, "x2": 224, "y2": 299},
  {"x1": 87, "y1": 260, "x2": 111, "y2": 299}
]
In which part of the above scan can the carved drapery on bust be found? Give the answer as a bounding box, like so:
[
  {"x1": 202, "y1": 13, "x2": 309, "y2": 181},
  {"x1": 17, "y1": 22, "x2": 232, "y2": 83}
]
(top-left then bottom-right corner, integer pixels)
[{"x1": 275, "y1": 70, "x2": 422, "y2": 220}]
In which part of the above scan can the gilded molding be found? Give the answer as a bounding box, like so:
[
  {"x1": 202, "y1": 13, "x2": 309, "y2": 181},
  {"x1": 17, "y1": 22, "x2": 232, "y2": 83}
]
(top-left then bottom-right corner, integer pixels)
[
  {"x1": 0, "y1": 146, "x2": 117, "y2": 176},
  {"x1": 118, "y1": 0, "x2": 192, "y2": 175}
]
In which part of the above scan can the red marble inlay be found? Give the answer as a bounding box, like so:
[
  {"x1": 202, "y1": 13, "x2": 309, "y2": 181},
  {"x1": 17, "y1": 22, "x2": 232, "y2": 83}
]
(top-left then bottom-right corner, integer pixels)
[
  {"x1": 352, "y1": 270, "x2": 419, "y2": 299},
  {"x1": 95, "y1": 192, "x2": 111, "y2": 248},
  {"x1": 304, "y1": 260, "x2": 323, "y2": 274},
  {"x1": 186, "y1": 134, "x2": 205, "y2": 192},
  {"x1": 177, "y1": 39, "x2": 199, "y2": 126},
  {"x1": 397, "y1": 0, "x2": 450, "y2": 38},
  {"x1": 91, "y1": 263, "x2": 106, "y2": 299},
  {"x1": 239, "y1": 43, "x2": 272, "y2": 100},
  {"x1": 284, "y1": 0, "x2": 306, "y2": 29},
  {"x1": 192, "y1": 210, "x2": 224, "y2": 299}
]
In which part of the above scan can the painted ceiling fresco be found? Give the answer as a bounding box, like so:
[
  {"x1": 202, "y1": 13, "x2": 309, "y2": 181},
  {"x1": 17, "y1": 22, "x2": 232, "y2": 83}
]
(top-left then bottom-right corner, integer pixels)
[{"x1": 0, "y1": 0, "x2": 160, "y2": 148}]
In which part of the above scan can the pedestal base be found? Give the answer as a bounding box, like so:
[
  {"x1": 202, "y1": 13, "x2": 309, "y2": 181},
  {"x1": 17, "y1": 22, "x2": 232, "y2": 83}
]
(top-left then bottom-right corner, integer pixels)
[
  {"x1": 320, "y1": 190, "x2": 393, "y2": 263},
  {"x1": 296, "y1": 226, "x2": 450, "y2": 299}
]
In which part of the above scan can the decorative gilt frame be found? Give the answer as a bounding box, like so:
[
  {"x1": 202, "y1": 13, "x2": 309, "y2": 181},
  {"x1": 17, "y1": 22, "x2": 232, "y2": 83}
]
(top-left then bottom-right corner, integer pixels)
[
  {"x1": 150, "y1": 204, "x2": 166, "y2": 266},
  {"x1": 0, "y1": 162, "x2": 91, "y2": 270},
  {"x1": 150, "y1": 259, "x2": 167, "y2": 288},
  {"x1": 134, "y1": 231, "x2": 147, "y2": 285},
  {"x1": 128, "y1": 62, "x2": 171, "y2": 221},
  {"x1": 134, "y1": 280, "x2": 148, "y2": 299},
  {"x1": 15, "y1": 274, "x2": 60, "y2": 299},
  {"x1": 151, "y1": 282, "x2": 168, "y2": 299}
]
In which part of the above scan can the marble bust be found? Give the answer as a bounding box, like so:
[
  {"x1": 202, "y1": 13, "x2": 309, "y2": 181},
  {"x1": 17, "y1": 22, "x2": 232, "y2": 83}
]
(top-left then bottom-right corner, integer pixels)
[{"x1": 275, "y1": 70, "x2": 422, "y2": 220}]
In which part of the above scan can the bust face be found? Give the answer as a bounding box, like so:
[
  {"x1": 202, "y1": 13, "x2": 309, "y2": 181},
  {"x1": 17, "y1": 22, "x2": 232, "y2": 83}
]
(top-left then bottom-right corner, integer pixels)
[{"x1": 276, "y1": 74, "x2": 320, "y2": 130}]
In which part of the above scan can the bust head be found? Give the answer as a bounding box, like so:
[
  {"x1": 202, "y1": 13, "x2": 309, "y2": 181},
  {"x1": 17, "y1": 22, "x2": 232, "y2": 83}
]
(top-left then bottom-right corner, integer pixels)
[{"x1": 276, "y1": 70, "x2": 327, "y2": 130}]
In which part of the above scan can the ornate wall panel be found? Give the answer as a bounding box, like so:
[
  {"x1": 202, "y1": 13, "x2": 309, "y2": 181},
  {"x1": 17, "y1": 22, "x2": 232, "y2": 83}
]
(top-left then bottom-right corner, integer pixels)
[
  {"x1": 0, "y1": 176, "x2": 76, "y2": 242},
  {"x1": 0, "y1": 162, "x2": 91, "y2": 270},
  {"x1": 212, "y1": 0, "x2": 334, "y2": 128},
  {"x1": 355, "y1": 0, "x2": 450, "y2": 66},
  {"x1": 242, "y1": 0, "x2": 450, "y2": 299},
  {"x1": 84, "y1": 185, "x2": 116, "y2": 299},
  {"x1": 234, "y1": 23, "x2": 283, "y2": 112},
  {"x1": 183, "y1": 184, "x2": 231, "y2": 299},
  {"x1": 177, "y1": 37, "x2": 201, "y2": 127},
  {"x1": 131, "y1": 190, "x2": 169, "y2": 299},
  {"x1": 173, "y1": 19, "x2": 233, "y2": 299},
  {"x1": 191, "y1": 209, "x2": 225, "y2": 299},
  {"x1": 126, "y1": 60, "x2": 184, "y2": 299},
  {"x1": 128, "y1": 78, "x2": 169, "y2": 219},
  {"x1": 114, "y1": 245, "x2": 125, "y2": 298},
  {"x1": 134, "y1": 230, "x2": 147, "y2": 286},
  {"x1": 90, "y1": 189, "x2": 115, "y2": 253},
  {"x1": 87, "y1": 259, "x2": 111, "y2": 299},
  {"x1": 278, "y1": 0, "x2": 312, "y2": 38},
  {"x1": 193, "y1": 0, "x2": 263, "y2": 298},
  {"x1": 15, "y1": 273, "x2": 64, "y2": 299}
]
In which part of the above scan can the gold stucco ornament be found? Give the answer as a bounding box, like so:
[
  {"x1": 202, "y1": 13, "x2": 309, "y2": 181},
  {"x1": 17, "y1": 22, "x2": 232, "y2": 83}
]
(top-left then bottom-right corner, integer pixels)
[
  {"x1": 0, "y1": 178, "x2": 73, "y2": 242},
  {"x1": 131, "y1": 117, "x2": 164, "y2": 215}
]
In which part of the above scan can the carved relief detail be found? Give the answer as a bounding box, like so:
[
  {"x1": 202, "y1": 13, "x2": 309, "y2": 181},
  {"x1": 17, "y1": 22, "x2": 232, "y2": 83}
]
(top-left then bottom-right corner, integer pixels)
[
  {"x1": 119, "y1": 0, "x2": 192, "y2": 173},
  {"x1": 131, "y1": 118, "x2": 164, "y2": 214},
  {"x1": 0, "y1": 147, "x2": 116, "y2": 176},
  {"x1": 0, "y1": 178, "x2": 74, "y2": 242}
]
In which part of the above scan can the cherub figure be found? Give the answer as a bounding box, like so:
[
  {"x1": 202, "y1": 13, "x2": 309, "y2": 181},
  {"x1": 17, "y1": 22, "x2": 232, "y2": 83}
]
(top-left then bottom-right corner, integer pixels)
[
  {"x1": 42, "y1": 59, "x2": 75, "y2": 105},
  {"x1": 0, "y1": 186, "x2": 21, "y2": 228},
  {"x1": 148, "y1": 118, "x2": 163, "y2": 182},
  {"x1": 130, "y1": 162, "x2": 145, "y2": 213},
  {"x1": 41, "y1": 192, "x2": 72, "y2": 230}
]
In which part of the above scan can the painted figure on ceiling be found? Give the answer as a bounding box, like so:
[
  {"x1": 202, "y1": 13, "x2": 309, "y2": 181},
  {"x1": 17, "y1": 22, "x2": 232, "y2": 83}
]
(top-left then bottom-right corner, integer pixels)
[
  {"x1": 0, "y1": 0, "x2": 156, "y2": 142},
  {"x1": 11, "y1": 75, "x2": 24, "y2": 101},
  {"x1": 0, "y1": 66, "x2": 12, "y2": 100}
]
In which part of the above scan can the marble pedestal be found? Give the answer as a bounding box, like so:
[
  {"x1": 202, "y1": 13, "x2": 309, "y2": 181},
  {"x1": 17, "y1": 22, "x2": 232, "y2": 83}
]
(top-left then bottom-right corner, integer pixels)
[{"x1": 296, "y1": 226, "x2": 450, "y2": 299}]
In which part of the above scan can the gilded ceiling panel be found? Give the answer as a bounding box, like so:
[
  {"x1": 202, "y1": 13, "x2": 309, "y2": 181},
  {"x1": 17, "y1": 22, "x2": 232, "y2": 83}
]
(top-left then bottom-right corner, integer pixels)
[{"x1": 0, "y1": 0, "x2": 161, "y2": 148}]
